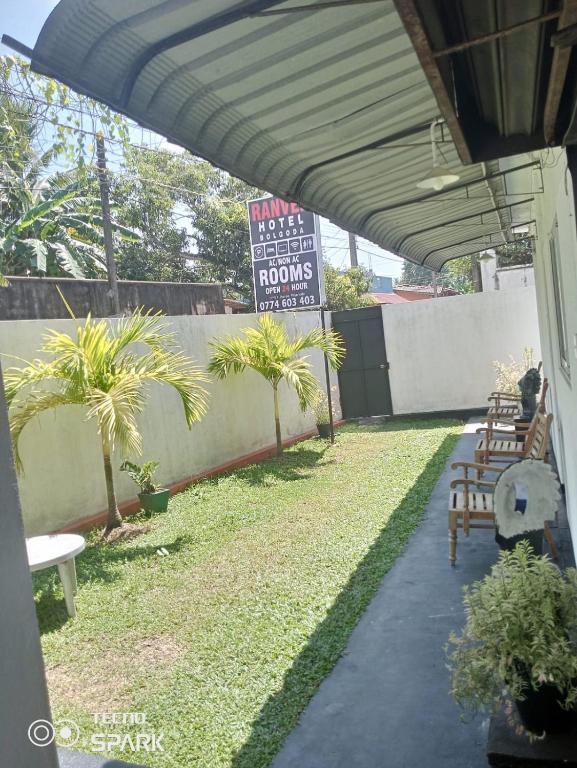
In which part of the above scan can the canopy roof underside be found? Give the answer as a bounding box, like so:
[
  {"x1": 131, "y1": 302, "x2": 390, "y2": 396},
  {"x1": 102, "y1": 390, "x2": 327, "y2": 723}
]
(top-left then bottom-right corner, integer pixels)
[{"x1": 27, "y1": 0, "x2": 552, "y2": 270}]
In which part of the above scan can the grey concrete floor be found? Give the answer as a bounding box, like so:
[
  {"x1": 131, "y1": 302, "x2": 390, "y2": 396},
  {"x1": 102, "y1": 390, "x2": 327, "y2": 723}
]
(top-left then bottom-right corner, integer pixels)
[
  {"x1": 58, "y1": 747, "x2": 144, "y2": 767},
  {"x1": 271, "y1": 423, "x2": 498, "y2": 768}
]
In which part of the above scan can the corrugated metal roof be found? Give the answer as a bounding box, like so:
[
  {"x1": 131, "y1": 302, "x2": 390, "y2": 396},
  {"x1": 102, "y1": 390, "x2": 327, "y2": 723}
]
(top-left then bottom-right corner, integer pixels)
[
  {"x1": 369, "y1": 292, "x2": 409, "y2": 304},
  {"x1": 28, "y1": 0, "x2": 539, "y2": 270}
]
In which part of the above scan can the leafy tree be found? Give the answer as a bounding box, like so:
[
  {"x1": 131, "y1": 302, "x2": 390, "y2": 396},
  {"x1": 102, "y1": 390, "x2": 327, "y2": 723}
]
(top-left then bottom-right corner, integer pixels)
[
  {"x1": 193, "y1": 174, "x2": 255, "y2": 300},
  {"x1": 324, "y1": 264, "x2": 376, "y2": 311},
  {"x1": 1, "y1": 56, "x2": 129, "y2": 166},
  {"x1": 495, "y1": 235, "x2": 534, "y2": 268},
  {"x1": 0, "y1": 61, "x2": 137, "y2": 281},
  {"x1": 112, "y1": 146, "x2": 199, "y2": 282},
  {"x1": 441, "y1": 256, "x2": 477, "y2": 294},
  {"x1": 398, "y1": 260, "x2": 432, "y2": 286},
  {"x1": 6, "y1": 310, "x2": 209, "y2": 532},
  {"x1": 114, "y1": 146, "x2": 258, "y2": 296},
  {"x1": 209, "y1": 314, "x2": 344, "y2": 455},
  {"x1": 399, "y1": 256, "x2": 477, "y2": 294}
]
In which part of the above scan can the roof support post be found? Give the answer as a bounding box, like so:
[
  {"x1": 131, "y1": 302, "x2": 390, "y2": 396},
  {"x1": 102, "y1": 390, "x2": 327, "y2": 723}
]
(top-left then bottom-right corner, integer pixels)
[
  {"x1": 544, "y1": 0, "x2": 577, "y2": 145},
  {"x1": 431, "y1": 11, "x2": 561, "y2": 58},
  {"x1": 393, "y1": 0, "x2": 472, "y2": 164}
]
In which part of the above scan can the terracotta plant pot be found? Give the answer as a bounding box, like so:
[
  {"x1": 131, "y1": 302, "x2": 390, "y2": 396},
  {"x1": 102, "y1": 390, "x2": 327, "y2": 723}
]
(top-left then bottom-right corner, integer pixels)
[{"x1": 138, "y1": 488, "x2": 170, "y2": 514}]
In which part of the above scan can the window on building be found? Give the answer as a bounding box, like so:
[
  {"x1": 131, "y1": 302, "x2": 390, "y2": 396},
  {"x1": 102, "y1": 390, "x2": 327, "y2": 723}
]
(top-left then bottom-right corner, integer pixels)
[{"x1": 550, "y1": 223, "x2": 571, "y2": 378}]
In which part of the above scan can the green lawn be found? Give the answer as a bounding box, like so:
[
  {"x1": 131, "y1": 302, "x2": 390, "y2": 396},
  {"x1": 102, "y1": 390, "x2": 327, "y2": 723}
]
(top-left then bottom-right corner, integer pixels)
[{"x1": 36, "y1": 419, "x2": 460, "y2": 767}]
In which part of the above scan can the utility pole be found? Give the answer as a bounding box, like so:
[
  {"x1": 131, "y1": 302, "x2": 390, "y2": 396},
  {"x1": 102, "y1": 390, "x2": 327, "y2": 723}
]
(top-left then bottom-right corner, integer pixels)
[
  {"x1": 320, "y1": 308, "x2": 335, "y2": 445},
  {"x1": 96, "y1": 134, "x2": 121, "y2": 316},
  {"x1": 348, "y1": 231, "x2": 358, "y2": 267}
]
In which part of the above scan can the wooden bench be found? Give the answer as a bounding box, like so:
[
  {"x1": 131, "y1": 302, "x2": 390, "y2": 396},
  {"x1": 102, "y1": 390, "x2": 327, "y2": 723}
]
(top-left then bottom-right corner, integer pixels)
[{"x1": 448, "y1": 413, "x2": 555, "y2": 565}]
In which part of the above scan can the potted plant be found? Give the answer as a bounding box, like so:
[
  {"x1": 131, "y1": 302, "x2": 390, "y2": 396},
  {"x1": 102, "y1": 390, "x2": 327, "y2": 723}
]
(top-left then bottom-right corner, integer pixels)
[
  {"x1": 311, "y1": 387, "x2": 337, "y2": 439},
  {"x1": 447, "y1": 542, "x2": 577, "y2": 736},
  {"x1": 120, "y1": 460, "x2": 170, "y2": 514}
]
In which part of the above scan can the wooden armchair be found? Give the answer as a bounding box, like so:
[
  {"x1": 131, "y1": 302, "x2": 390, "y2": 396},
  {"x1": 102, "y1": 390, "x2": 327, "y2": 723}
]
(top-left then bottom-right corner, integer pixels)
[
  {"x1": 475, "y1": 411, "x2": 551, "y2": 466},
  {"x1": 486, "y1": 391, "x2": 522, "y2": 421},
  {"x1": 485, "y1": 376, "x2": 547, "y2": 425},
  {"x1": 448, "y1": 458, "x2": 557, "y2": 565},
  {"x1": 448, "y1": 461, "x2": 504, "y2": 565},
  {"x1": 450, "y1": 411, "x2": 556, "y2": 565}
]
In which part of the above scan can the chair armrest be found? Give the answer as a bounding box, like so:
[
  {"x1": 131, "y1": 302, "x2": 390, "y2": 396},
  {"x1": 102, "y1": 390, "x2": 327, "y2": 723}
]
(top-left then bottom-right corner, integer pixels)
[
  {"x1": 476, "y1": 426, "x2": 528, "y2": 437},
  {"x1": 489, "y1": 391, "x2": 522, "y2": 399},
  {"x1": 450, "y1": 478, "x2": 496, "y2": 490},
  {"x1": 488, "y1": 393, "x2": 522, "y2": 404},
  {"x1": 451, "y1": 461, "x2": 505, "y2": 474},
  {"x1": 484, "y1": 417, "x2": 523, "y2": 427}
]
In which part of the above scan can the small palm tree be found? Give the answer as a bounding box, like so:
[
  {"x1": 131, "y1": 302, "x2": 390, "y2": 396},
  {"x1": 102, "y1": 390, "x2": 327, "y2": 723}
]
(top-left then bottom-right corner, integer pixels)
[
  {"x1": 209, "y1": 314, "x2": 344, "y2": 455},
  {"x1": 5, "y1": 310, "x2": 209, "y2": 531}
]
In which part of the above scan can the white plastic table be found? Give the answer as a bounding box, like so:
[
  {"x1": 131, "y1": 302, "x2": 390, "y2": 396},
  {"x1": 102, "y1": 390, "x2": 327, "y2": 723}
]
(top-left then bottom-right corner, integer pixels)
[{"x1": 26, "y1": 534, "x2": 86, "y2": 618}]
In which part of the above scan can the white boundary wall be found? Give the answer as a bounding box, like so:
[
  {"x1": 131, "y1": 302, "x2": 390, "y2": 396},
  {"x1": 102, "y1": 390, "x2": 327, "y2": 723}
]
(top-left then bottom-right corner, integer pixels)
[
  {"x1": 1, "y1": 312, "x2": 339, "y2": 535},
  {"x1": 382, "y1": 287, "x2": 541, "y2": 414},
  {"x1": 531, "y1": 148, "x2": 577, "y2": 544}
]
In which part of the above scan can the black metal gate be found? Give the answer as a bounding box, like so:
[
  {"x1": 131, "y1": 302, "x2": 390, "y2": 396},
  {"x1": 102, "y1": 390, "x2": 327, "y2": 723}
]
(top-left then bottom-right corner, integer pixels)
[{"x1": 332, "y1": 306, "x2": 393, "y2": 419}]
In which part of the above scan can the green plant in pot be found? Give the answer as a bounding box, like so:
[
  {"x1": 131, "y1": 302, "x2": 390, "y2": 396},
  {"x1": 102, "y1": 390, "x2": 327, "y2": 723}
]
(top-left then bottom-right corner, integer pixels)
[
  {"x1": 447, "y1": 541, "x2": 577, "y2": 736},
  {"x1": 120, "y1": 460, "x2": 170, "y2": 515},
  {"x1": 310, "y1": 386, "x2": 338, "y2": 439}
]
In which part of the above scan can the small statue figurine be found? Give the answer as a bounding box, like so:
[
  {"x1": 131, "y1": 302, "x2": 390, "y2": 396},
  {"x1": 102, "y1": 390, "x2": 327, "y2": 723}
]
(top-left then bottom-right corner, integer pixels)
[{"x1": 517, "y1": 366, "x2": 542, "y2": 420}]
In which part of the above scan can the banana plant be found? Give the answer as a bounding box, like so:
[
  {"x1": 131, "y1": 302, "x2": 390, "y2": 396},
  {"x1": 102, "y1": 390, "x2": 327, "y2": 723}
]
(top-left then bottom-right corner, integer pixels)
[{"x1": 0, "y1": 90, "x2": 138, "y2": 283}]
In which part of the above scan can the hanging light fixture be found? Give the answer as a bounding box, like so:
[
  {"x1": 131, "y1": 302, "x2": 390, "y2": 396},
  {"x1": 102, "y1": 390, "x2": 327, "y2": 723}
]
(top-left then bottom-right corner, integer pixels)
[{"x1": 416, "y1": 119, "x2": 461, "y2": 191}]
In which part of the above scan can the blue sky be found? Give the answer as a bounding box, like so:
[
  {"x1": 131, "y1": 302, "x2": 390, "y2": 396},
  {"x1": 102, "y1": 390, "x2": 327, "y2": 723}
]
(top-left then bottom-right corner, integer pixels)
[{"x1": 0, "y1": 0, "x2": 404, "y2": 279}]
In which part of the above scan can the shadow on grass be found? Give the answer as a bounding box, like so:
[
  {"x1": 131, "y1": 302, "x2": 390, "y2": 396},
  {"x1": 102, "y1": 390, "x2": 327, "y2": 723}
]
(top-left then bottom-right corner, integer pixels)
[
  {"x1": 34, "y1": 535, "x2": 189, "y2": 633},
  {"x1": 344, "y1": 415, "x2": 467, "y2": 434},
  {"x1": 231, "y1": 432, "x2": 459, "y2": 768},
  {"x1": 222, "y1": 445, "x2": 332, "y2": 487}
]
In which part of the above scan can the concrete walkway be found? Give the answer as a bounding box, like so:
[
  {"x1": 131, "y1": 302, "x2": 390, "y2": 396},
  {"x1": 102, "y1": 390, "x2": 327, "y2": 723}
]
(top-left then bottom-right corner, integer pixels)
[{"x1": 272, "y1": 423, "x2": 496, "y2": 768}]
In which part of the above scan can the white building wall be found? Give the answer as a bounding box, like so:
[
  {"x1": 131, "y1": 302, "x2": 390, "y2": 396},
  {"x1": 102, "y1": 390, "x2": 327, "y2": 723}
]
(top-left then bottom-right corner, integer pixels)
[
  {"x1": 531, "y1": 148, "x2": 577, "y2": 543},
  {"x1": 382, "y1": 288, "x2": 541, "y2": 414},
  {"x1": 1, "y1": 312, "x2": 339, "y2": 535},
  {"x1": 480, "y1": 255, "x2": 536, "y2": 292}
]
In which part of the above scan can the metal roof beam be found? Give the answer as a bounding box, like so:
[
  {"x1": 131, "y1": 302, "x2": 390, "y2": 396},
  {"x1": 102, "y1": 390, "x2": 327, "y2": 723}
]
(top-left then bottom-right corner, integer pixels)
[
  {"x1": 431, "y1": 11, "x2": 561, "y2": 58},
  {"x1": 255, "y1": 0, "x2": 387, "y2": 15},
  {"x1": 119, "y1": 0, "x2": 289, "y2": 108},
  {"x1": 290, "y1": 121, "x2": 430, "y2": 198},
  {"x1": 422, "y1": 221, "x2": 536, "y2": 261},
  {"x1": 395, "y1": 197, "x2": 534, "y2": 250},
  {"x1": 360, "y1": 160, "x2": 539, "y2": 226},
  {"x1": 544, "y1": 0, "x2": 577, "y2": 145},
  {"x1": 482, "y1": 162, "x2": 507, "y2": 246},
  {"x1": 393, "y1": 0, "x2": 472, "y2": 164},
  {"x1": 421, "y1": 235, "x2": 535, "y2": 268}
]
